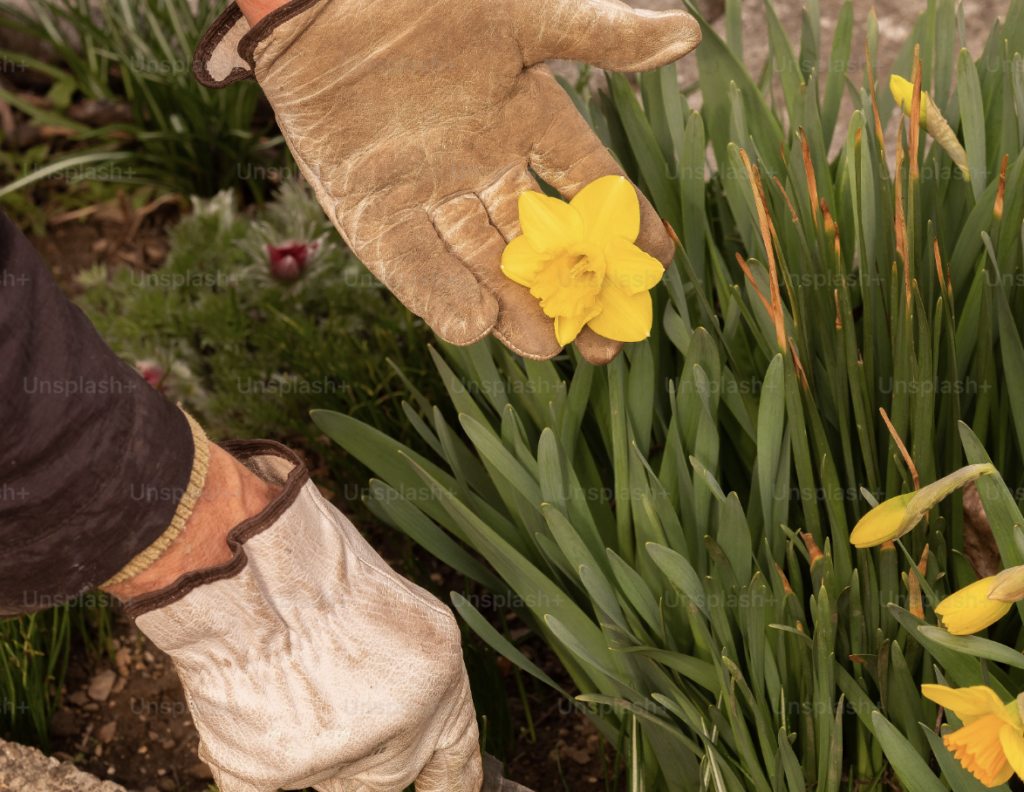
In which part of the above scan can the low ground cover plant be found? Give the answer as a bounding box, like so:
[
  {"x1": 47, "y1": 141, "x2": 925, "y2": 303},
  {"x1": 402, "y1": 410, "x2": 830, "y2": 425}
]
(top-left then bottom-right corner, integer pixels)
[
  {"x1": 315, "y1": 0, "x2": 1024, "y2": 789},
  {"x1": 74, "y1": 180, "x2": 439, "y2": 475}
]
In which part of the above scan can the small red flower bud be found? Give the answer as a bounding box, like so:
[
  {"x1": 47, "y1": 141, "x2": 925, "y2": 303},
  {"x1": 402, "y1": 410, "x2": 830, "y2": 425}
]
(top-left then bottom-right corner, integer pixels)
[
  {"x1": 136, "y1": 361, "x2": 166, "y2": 392},
  {"x1": 266, "y1": 240, "x2": 310, "y2": 281}
]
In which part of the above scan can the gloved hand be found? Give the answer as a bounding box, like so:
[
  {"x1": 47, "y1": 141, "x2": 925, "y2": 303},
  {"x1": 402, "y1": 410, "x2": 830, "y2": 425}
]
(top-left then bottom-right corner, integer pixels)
[
  {"x1": 193, "y1": 0, "x2": 699, "y2": 364},
  {"x1": 124, "y1": 442, "x2": 480, "y2": 792}
]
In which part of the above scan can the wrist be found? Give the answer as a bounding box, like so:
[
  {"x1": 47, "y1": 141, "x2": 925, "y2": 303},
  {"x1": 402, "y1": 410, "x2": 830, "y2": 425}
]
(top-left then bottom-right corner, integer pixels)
[
  {"x1": 235, "y1": 0, "x2": 290, "y2": 26},
  {"x1": 102, "y1": 443, "x2": 281, "y2": 601}
]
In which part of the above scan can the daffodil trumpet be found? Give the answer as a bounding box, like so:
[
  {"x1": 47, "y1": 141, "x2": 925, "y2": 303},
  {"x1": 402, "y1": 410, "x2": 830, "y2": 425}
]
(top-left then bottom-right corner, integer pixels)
[
  {"x1": 501, "y1": 176, "x2": 665, "y2": 347},
  {"x1": 849, "y1": 463, "x2": 996, "y2": 548},
  {"x1": 934, "y1": 564, "x2": 1024, "y2": 635},
  {"x1": 890, "y1": 74, "x2": 970, "y2": 181},
  {"x1": 922, "y1": 684, "x2": 1024, "y2": 787}
]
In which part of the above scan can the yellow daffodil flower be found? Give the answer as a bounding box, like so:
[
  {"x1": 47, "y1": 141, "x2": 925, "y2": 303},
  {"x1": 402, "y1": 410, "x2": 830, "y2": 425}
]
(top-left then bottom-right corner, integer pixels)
[
  {"x1": 935, "y1": 565, "x2": 1024, "y2": 634},
  {"x1": 890, "y1": 74, "x2": 970, "y2": 180},
  {"x1": 922, "y1": 684, "x2": 1024, "y2": 786},
  {"x1": 849, "y1": 464, "x2": 995, "y2": 548},
  {"x1": 501, "y1": 175, "x2": 665, "y2": 346}
]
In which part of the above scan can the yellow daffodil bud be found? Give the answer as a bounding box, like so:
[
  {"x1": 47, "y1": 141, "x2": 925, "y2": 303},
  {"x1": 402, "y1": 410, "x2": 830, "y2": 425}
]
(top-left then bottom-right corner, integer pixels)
[
  {"x1": 922, "y1": 684, "x2": 1024, "y2": 786},
  {"x1": 890, "y1": 75, "x2": 930, "y2": 128},
  {"x1": 849, "y1": 464, "x2": 996, "y2": 548},
  {"x1": 850, "y1": 492, "x2": 914, "y2": 548},
  {"x1": 890, "y1": 73, "x2": 971, "y2": 180},
  {"x1": 935, "y1": 576, "x2": 1013, "y2": 635}
]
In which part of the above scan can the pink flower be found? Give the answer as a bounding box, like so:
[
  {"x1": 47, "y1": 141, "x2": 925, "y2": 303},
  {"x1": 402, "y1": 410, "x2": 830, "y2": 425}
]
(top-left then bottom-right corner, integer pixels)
[
  {"x1": 135, "y1": 361, "x2": 166, "y2": 392},
  {"x1": 266, "y1": 239, "x2": 318, "y2": 281}
]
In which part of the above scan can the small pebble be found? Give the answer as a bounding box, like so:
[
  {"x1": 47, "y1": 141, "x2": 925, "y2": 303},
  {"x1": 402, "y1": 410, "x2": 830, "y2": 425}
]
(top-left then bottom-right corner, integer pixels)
[
  {"x1": 97, "y1": 721, "x2": 117, "y2": 744},
  {"x1": 88, "y1": 669, "x2": 117, "y2": 702}
]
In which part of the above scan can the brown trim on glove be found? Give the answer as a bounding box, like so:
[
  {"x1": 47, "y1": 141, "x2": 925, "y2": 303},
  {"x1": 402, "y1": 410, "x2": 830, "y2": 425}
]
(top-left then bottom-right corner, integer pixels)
[
  {"x1": 237, "y1": 0, "x2": 325, "y2": 68},
  {"x1": 123, "y1": 440, "x2": 309, "y2": 620},
  {"x1": 192, "y1": 2, "x2": 252, "y2": 87}
]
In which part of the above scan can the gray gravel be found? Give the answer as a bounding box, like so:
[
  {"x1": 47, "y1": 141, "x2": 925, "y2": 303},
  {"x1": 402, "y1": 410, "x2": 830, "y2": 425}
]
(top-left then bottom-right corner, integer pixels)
[{"x1": 0, "y1": 738, "x2": 129, "y2": 792}]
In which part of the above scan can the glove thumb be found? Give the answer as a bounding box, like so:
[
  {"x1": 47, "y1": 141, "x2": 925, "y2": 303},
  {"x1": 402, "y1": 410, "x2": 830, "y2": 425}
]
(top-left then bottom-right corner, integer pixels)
[{"x1": 514, "y1": 0, "x2": 700, "y2": 72}]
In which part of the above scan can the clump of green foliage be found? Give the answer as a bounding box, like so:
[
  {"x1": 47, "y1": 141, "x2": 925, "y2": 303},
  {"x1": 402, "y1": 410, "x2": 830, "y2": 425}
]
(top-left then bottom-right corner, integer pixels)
[
  {"x1": 1, "y1": 601, "x2": 112, "y2": 751},
  {"x1": 315, "y1": 0, "x2": 1024, "y2": 790},
  {"x1": 0, "y1": 0, "x2": 288, "y2": 201}
]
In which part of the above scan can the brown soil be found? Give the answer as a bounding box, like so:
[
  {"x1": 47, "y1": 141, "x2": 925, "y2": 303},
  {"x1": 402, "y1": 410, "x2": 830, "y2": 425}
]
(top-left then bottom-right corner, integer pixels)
[{"x1": 25, "y1": 193, "x2": 185, "y2": 298}]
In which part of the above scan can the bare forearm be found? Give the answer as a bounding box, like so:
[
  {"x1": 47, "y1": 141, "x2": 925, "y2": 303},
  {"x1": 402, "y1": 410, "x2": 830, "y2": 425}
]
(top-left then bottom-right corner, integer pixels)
[
  {"x1": 235, "y1": 0, "x2": 289, "y2": 26},
  {"x1": 102, "y1": 443, "x2": 280, "y2": 601}
]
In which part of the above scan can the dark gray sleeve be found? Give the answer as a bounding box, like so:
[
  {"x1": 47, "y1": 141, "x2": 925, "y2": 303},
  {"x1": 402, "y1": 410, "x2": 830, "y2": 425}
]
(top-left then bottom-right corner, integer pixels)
[{"x1": 0, "y1": 210, "x2": 197, "y2": 616}]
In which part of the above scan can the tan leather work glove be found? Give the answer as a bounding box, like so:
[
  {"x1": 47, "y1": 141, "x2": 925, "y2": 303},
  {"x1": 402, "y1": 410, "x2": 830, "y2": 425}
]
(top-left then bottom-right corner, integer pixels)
[
  {"x1": 126, "y1": 443, "x2": 482, "y2": 792},
  {"x1": 193, "y1": 0, "x2": 699, "y2": 364}
]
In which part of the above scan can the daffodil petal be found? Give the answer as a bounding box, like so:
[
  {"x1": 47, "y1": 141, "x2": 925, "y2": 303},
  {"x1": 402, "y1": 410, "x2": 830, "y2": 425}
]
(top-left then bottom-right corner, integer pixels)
[
  {"x1": 604, "y1": 237, "x2": 665, "y2": 295},
  {"x1": 991, "y1": 760, "x2": 1016, "y2": 788},
  {"x1": 922, "y1": 684, "x2": 1009, "y2": 725},
  {"x1": 501, "y1": 234, "x2": 544, "y2": 287},
  {"x1": 518, "y1": 191, "x2": 584, "y2": 253},
  {"x1": 569, "y1": 175, "x2": 641, "y2": 247},
  {"x1": 1000, "y1": 723, "x2": 1024, "y2": 783},
  {"x1": 587, "y1": 283, "x2": 652, "y2": 342},
  {"x1": 935, "y1": 577, "x2": 1013, "y2": 635},
  {"x1": 554, "y1": 306, "x2": 600, "y2": 347},
  {"x1": 849, "y1": 492, "x2": 915, "y2": 548}
]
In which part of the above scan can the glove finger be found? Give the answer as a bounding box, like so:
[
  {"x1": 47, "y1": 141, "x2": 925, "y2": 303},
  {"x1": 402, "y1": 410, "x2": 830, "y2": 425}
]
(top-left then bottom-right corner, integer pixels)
[
  {"x1": 430, "y1": 191, "x2": 562, "y2": 361},
  {"x1": 511, "y1": 0, "x2": 700, "y2": 71},
  {"x1": 361, "y1": 211, "x2": 498, "y2": 347},
  {"x1": 526, "y1": 68, "x2": 675, "y2": 267},
  {"x1": 574, "y1": 326, "x2": 624, "y2": 366},
  {"x1": 476, "y1": 166, "x2": 541, "y2": 242}
]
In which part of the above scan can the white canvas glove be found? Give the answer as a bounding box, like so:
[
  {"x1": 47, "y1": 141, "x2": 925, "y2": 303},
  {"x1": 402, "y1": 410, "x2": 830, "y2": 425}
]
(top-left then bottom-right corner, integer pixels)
[{"x1": 126, "y1": 442, "x2": 481, "y2": 792}]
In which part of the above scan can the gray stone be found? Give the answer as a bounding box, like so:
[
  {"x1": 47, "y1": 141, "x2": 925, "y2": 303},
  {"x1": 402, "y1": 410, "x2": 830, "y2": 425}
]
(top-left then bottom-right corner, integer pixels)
[{"x1": 0, "y1": 738, "x2": 128, "y2": 792}]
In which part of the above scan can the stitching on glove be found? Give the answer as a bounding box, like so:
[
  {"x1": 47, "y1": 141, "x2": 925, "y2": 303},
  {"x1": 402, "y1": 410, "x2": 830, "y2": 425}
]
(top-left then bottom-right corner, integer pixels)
[
  {"x1": 491, "y1": 327, "x2": 562, "y2": 360},
  {"x1": 122, "y1": 441, "x2": 310, "y2": 621},
  {"x1": 102, "y1": 410, "x2": 211, "y2": 587}
]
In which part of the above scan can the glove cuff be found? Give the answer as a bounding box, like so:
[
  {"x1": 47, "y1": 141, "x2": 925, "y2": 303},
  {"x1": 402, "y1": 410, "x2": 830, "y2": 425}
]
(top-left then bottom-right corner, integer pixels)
[
  {"x1": 122, "y1": 439, "x2": 309, "y2": 620},
  {"x1": 192, "y1": 0, "x2": 324, "y2": 88}
]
